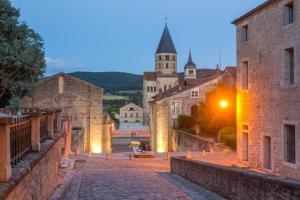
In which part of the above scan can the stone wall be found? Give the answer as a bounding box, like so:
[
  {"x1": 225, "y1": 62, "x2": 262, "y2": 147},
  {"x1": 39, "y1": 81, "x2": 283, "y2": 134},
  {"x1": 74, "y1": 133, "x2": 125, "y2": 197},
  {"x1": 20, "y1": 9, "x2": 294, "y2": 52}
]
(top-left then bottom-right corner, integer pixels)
[
  {"x1": 21, "y1": 73, "x2": 103, "y2": 153},
  {"x1": 171, "y1": 157, "x2": 300, "y2": 200},
  {"x1": 171, "y1": 130, "x2": 214, "y2": 152},
  {"x1": 235, "y1": 0, "x2": 300, "y2": 178},
  {"x1": 0, "y1": 136, "x2": 64, "y2": 200}
]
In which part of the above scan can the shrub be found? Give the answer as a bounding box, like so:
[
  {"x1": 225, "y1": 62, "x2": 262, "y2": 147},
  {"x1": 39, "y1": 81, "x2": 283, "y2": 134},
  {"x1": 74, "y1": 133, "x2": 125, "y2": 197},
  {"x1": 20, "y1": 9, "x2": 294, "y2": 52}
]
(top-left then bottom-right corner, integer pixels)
[
  {"x1": 178, "y1": 115, "x2": 196, "y2": 132},
  {"x1": 219, "y1": 127, "x2": 236, "y2": 149}
]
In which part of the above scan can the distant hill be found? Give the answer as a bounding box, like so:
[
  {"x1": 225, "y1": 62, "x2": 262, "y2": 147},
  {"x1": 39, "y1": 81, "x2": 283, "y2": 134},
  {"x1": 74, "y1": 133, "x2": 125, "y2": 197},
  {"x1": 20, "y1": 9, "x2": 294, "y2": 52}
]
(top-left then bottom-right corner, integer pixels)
[
  {"x1": 70, "y1": 72, "x2": 143, "y2": 92},
  {"x1": 70, "y1": 68, "x2": 218, "y2": 92}
]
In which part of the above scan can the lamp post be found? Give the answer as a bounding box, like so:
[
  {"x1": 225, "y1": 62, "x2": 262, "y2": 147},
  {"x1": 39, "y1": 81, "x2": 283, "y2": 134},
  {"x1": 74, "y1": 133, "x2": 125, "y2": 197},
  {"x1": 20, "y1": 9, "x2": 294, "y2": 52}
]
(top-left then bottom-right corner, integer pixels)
[{"x1": 217, "y1": 100, "x2": 229, "y2": 142}]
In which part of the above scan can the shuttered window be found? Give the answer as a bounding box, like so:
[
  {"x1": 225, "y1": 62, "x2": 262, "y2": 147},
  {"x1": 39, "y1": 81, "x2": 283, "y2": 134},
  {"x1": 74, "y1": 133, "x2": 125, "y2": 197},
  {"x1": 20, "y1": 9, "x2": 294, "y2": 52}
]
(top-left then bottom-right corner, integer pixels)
[{"x1": 284, "y1": 124, "x2": 296, "y2": 164}]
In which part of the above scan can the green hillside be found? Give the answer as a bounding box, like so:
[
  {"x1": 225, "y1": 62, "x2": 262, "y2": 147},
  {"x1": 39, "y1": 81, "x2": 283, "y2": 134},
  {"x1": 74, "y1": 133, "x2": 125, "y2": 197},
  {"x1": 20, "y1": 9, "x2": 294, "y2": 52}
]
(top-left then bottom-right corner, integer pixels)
[{"x1": 70, "y1": 72, "x2": 143, "y2": 92}]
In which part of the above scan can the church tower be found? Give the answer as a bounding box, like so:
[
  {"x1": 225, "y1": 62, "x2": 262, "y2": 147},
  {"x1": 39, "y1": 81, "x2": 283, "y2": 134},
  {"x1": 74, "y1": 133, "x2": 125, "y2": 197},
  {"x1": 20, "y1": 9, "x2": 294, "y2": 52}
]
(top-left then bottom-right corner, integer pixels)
[
  {"x1": 184, "y1": 50, "x2": 197, "y2": 79},
  {"x1": 155, "y1": 24, "x2": 177, "y2": 75}
]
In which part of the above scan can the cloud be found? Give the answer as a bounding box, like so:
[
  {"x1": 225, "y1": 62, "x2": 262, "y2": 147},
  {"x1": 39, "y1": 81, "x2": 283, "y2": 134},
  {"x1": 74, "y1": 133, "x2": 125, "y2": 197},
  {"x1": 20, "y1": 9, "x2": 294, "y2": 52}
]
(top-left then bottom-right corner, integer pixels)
[{"x1": 45, "y1": 57, "x2": 68, "y2": 67}]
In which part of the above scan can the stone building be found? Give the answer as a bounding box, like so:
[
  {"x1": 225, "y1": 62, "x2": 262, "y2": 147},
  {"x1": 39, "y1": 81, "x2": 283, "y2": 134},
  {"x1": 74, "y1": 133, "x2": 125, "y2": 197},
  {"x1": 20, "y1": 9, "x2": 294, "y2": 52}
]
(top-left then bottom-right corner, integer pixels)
[
  {"x1": 143, "y1": 24, "x2": 179, "y2": 115},
  {"x1": 21, "y1": 72, "x2": 105, "y2": 153},
  {"x1": 119, "y1": 103, "x2": 143, "y2": 126},
  {"x1": 233, "y1": 0, "x2": 300, "y2": 178},
  {"x1": 149, "y1": 67, "x2": 236, "y2": 153}
]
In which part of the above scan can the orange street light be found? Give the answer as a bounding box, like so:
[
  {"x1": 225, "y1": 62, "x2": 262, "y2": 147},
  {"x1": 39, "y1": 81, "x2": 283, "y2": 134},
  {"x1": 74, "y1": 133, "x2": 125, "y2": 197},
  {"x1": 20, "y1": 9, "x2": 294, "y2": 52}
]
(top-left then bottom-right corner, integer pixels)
[{"x1": 219, "y1": 100, "x2": 229, "y2": 109}]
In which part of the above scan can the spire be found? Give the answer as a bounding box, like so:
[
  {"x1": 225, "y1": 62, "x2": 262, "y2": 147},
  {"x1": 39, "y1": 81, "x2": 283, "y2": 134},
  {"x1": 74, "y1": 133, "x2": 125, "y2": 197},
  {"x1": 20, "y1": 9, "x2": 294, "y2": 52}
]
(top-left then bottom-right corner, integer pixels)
[
  {"x1": 184, "y1": 50, "x2": 196, "y2": 70},
  {"x1": 156, "y1": 24, "x2": 177, "y2": 54}
]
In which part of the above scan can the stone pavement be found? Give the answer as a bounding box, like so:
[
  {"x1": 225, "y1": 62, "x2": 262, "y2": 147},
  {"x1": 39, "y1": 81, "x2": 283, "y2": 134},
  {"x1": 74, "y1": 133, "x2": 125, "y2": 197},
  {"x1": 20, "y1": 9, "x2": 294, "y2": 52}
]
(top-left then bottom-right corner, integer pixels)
[{"x1": 50, "y1": 153, "x2": 225, "y2": 200}]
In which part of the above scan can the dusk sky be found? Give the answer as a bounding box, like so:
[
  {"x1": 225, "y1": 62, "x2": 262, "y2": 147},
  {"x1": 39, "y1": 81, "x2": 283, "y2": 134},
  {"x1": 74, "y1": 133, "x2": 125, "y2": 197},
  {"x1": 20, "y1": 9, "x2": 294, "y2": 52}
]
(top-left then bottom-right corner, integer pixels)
[{"x1": 11, "y1": 0, "x2": 265, "y2": 76}]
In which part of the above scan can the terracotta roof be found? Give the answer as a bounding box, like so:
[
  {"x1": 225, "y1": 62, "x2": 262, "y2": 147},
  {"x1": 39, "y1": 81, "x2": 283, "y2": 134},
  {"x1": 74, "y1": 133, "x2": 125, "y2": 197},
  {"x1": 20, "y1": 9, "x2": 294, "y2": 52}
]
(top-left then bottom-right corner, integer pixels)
[
  {"x1": 232, "y1": 0, "x2": 278, "y2": 24},
  {"x1": 143, "y1": 72, "x2": 157, "y2": 81},
  {"x1": 224, "y1": 66, "x2": 237, "y2": 79},
  {"x1": 151, "y1": 75, "x2": 220, "y2": 102}
]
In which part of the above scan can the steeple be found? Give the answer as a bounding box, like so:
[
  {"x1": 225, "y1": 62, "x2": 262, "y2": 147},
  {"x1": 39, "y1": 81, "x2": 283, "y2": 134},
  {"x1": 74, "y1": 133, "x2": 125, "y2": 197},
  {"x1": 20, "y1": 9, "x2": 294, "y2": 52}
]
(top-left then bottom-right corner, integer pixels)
[
  {"x1": 184, "y1": 50, "x2": 197, "y2": 80},
  {"x1": 184, "y1": 50, "x2": 196, "y2": 70},
  {"x1": 156, "y1": 24, "x2": 177, "y2": 54}
]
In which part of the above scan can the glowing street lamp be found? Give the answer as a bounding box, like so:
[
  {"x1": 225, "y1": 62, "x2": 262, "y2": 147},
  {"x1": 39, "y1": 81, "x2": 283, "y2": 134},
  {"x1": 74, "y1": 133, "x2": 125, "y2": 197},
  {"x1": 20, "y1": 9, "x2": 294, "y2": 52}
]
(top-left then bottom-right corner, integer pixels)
[{"x1": 219, "y1": 100, "x2": 229, "y2": 109}]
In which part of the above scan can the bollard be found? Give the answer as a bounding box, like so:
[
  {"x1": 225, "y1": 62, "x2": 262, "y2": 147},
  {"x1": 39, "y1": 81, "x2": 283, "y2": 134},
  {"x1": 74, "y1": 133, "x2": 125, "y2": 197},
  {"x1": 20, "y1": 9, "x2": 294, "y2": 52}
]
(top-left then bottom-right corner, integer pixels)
[
  {"x1": 186, "y1": 151, "x2": 192, "y2": 159},
  {"x1": 106, "y1": 153, "x2": 111, "y2": 160},
  {"x1": 166, "y1": 152, "x2": 171, "y2": 160}
]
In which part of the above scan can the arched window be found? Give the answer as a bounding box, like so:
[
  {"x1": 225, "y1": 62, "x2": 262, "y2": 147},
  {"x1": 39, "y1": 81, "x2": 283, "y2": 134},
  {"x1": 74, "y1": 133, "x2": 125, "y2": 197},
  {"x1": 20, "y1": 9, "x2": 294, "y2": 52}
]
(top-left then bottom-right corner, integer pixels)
[
  {"x1": 129, "y1": 107, "x2": 134, "y2": 111},
  {"x1": 191, "y1": 105, "x2": 198, "y2": 117}
]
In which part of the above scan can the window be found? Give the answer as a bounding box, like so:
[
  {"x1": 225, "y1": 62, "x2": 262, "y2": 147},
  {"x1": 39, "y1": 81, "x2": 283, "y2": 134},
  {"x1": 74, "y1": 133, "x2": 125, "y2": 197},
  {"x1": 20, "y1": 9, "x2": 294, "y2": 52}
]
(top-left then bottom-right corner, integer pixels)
[
  {"x1": 58, "y1": 76, "x2": 64, "y2": 94},
  {"x1": 154, "y1": 86, "x2": 156, "y2": 92},
  {"x1": 191, "y1": 90, "x2": 199, "y2": 98},
  {"x1": 242, "y1": 61, "x2": 249, "y2": 89},
  {"x1": 284, "y1": 2, "x2": 294, "y2": 26},
  {"x1": 129, "y1": 107, "x2": 134, "y2": 111},
  {"x1": 147, "y1": 86, "x2": 150, "y2": 92},
  {"x1": 189, "y1": 70, "x2": 194, "y2": 75},
  {"x1": 150, "y1": 86, "x2": 153, "y2": 92},
  {"x1": 158, "y1": 55, "x2": 162, "y2": 61},
  {"x1": 173, "y1": 56, "x2": 176, "y2": 61},
  {"x1": 164, "y1": 85, "x2": 167, "y2": 92},
  {"x1": 263, "y1": 136, "x2": 272, "y2": 170},
  {"x1": 284, "y1": 48, "x2": 295, "y2": 86},
  {"x1": 242, "y1": 125, "x2": 249, "y2": 161},
  {"x1": 284, "y1": 124, "x2": 296, "y2": 164},
  {"x1": 171, "y1": 101, "x2": 181, "y2": 118},
  {"x1": 166, "y1": 63, "x2": 169, "y2": 69},
  {"x1": 130, "y1": 113, "x2": 134, "y2": 118},
  {"x1": 125, "y1": 113, "x2": 127, "y2": 118},
  {"x1": 166, "y1": 55, "x2": 169, "y2": 61},
  {"x1": 242, "y1": 25, "x2": 248, "y2": 41}
]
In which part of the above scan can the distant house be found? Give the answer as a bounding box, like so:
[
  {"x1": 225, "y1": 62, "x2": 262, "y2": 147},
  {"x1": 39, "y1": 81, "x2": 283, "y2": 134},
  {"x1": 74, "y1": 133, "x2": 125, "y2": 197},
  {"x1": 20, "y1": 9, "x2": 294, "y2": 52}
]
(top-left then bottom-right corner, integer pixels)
[
  {"x1": 119, "y1": 103, "x2": 144, "y2": 127},
  {"x1": 21, "y1": 72, "x2": 105, "y2": 153},
  {"x1": 149, "y1": 67, "x2": 236, "y2": 153}
]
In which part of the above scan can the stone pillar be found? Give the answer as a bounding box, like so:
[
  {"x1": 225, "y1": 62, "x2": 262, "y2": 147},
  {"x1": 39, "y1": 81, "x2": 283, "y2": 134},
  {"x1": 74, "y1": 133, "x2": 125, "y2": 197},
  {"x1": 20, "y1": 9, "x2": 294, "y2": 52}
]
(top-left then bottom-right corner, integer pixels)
[
  {"x1": 102, "y1": 115, "x2": 112, "y2": 154},
  {"x1": 31, "y1": 114, "x2": 41, "y2": 152},
  {"x1": 57, "y1": 112, "x2": 62, "y2": 133},
  {"x1": 64, "y1": 118, "x2": 72, "y2": 157},
  {"x1": 47, "y1": 113, "x2": 54, "y2": 139},
  {"x1": 0, "y1": 122, "x2": 12, "y2": 182}
]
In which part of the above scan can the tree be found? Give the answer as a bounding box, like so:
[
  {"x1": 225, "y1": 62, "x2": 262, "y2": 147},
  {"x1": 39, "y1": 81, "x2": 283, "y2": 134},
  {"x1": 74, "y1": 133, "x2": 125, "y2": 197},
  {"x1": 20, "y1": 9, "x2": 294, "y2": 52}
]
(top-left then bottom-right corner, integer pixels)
[
  {"x1": 0, "y1": 0, "x2": 46, "y2": 107},
  {"x1": 197, "y1": 83, "x2": 236, "y2": 139}
]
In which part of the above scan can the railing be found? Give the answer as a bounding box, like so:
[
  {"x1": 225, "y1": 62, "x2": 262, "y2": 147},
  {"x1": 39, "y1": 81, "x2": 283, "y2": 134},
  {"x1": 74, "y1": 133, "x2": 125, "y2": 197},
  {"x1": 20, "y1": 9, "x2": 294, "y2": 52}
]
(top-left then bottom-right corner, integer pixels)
[
  {"x1": 40, "y1": 116, "x2": 48, "y2": 141},
  {"x1": 10, "y1": 120, "x2": 32, "y2": 167}
]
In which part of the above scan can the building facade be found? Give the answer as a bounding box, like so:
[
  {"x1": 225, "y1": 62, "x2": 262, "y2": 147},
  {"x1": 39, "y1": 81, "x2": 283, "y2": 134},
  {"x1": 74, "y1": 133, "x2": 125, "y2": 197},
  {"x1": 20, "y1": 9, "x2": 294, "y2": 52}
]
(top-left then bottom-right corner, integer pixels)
[
  {"x1": 21, "y1": 72, "x2": 105, "y2": 153},
  {"x1": 149, "y1": 68, "x2": 236, "y2": 153},
  {"x1": 143, "y1": 24, "x2": 179, "y2": 115},
  {"x1": 233, "y1": 0, "x2": 300, "y2": 178},
  {"x1": 119, "y1": 103, "x2": 143, "y2": 125}
]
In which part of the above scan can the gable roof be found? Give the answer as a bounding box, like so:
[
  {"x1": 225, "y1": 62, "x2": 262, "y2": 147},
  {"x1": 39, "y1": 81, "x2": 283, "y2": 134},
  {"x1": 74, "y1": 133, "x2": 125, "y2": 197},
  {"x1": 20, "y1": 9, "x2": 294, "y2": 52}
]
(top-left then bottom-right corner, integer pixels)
[
  {"x1": 120, "y1": 103, "x2": 143, "y2": 111},
  {"x1": 232, "y1": 0, "x2": 278, "y2": 25},
  {"x1": 156, "y1": 24, "x2": 177, "y2": 54}
]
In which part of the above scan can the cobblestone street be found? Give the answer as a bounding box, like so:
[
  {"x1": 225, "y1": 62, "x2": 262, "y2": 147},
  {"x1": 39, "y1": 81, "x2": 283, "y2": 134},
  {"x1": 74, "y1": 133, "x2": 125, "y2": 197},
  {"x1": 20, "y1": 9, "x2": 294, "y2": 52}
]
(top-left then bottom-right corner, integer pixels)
[{"x1": 50, "y1": 153, "x2": 224, "y2": 200}]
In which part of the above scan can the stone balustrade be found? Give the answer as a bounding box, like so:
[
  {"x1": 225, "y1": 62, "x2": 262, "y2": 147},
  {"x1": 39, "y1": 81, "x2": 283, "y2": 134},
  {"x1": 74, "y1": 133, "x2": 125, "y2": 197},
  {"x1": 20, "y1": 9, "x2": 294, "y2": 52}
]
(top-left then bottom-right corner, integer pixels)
[{"x1": 0, "y1": 108, "x2": 63, "y2": 182}]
